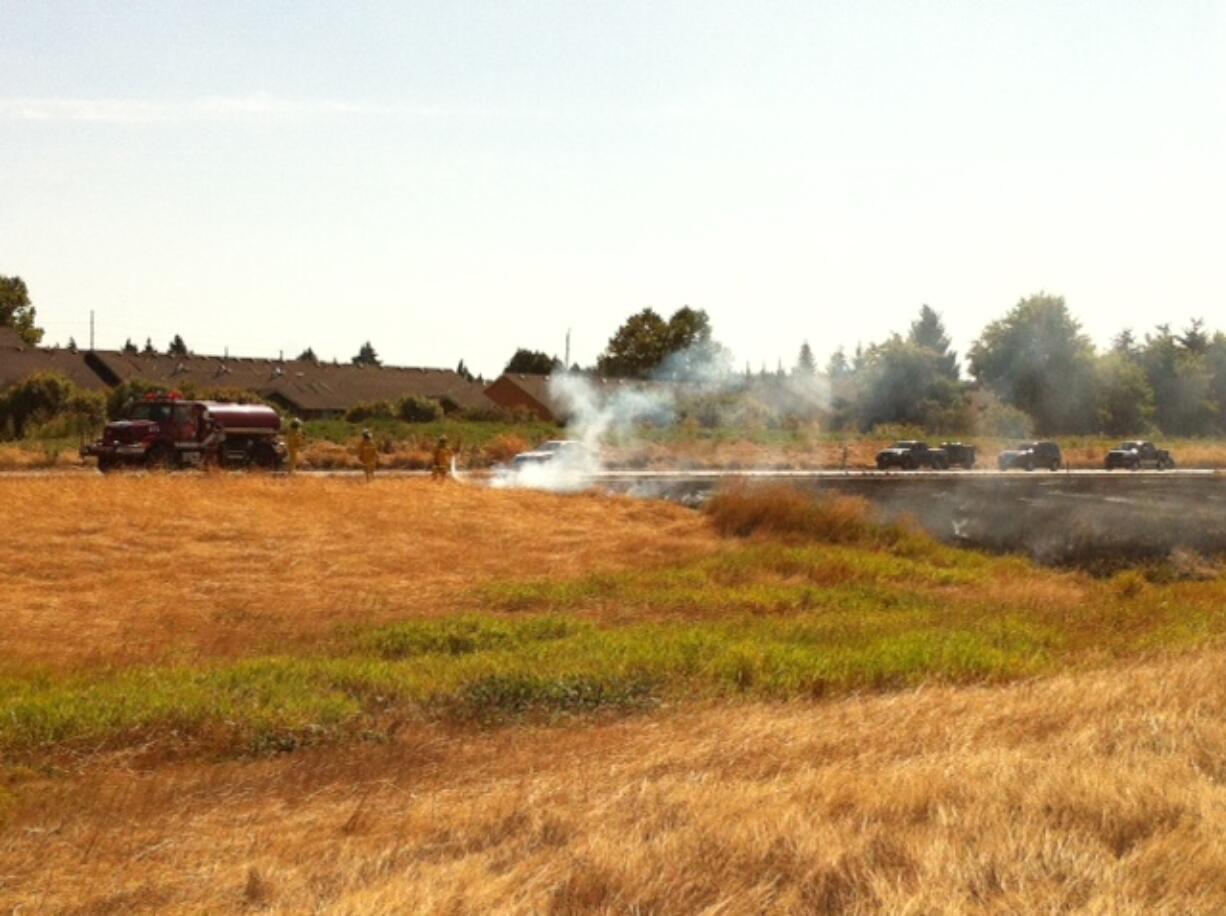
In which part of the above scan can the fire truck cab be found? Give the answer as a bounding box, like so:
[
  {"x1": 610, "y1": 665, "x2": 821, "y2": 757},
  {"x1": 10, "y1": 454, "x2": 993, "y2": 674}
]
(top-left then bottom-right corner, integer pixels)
[{"x1": 82, "y1": 393, "x2": 286, "y2": 472}]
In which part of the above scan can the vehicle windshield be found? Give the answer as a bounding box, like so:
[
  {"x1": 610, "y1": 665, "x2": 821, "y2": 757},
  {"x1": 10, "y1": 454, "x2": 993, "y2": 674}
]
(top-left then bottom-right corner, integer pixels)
[
  {"x1": 1119, "y1": 442, "x2": 1140, "y2": 451},
  {"x1": 127, "y1": 403, "x2": 173, "y2": 423},
  {"x1": 890, "y1": 441, "x2": 917, "y2": 449}
]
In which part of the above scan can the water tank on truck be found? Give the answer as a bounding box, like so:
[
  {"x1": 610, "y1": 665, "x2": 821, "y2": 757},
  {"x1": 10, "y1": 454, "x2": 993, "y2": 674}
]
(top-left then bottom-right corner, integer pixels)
[{"x1": 81, "y1": 394, "x2": 287, "y2": 472}]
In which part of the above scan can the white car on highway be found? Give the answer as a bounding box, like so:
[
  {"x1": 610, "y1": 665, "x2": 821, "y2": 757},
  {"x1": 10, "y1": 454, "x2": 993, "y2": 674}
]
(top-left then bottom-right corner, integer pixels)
[{"x1": 507, "y1": 439, "x2": 591, "y2": 470}]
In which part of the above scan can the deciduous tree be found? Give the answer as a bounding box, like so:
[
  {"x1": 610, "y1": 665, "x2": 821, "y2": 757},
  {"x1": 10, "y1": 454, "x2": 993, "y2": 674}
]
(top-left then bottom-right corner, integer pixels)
[
  {"x1": 0, "y1": 276, "x2": 44, "y2": 346},
  {"x1": 968, "y1": 293, "x2": 1097, "y2": 434},
  {"x1": 504, "y1": 349, "x2": 558, "y2": 375}
]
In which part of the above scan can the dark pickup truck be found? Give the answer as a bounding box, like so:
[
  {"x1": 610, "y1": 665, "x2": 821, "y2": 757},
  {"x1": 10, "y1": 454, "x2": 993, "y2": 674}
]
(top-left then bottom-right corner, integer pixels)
[
  {"x1": 875, "y1": 441, "x2": 949, "y2": 471},
  {"x1": 1105, "y1": 441, "x2": 1174, "y2": 470},
  {"x1": 939, "y1": 442, "x2": 977, "y2": 470}
]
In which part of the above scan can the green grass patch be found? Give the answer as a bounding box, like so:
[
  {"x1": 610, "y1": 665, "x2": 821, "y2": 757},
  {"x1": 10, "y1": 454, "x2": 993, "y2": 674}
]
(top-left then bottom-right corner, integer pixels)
[
  {"x1": 476, "y1": 543, "x2": 989, "y2": 618},
  {"x1": 6, "y1": 537, "x2": 1226, "y2": 761}
]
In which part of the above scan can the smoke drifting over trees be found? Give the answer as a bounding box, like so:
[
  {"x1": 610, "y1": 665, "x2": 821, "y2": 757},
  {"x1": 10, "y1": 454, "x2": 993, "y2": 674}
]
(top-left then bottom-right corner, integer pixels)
[
  {"x1": 585, "y1": 295, "x2": 1226, "y2": 438},
  {"x1": 836, "y1": 295, "x2": 1226, "y2": 436}
]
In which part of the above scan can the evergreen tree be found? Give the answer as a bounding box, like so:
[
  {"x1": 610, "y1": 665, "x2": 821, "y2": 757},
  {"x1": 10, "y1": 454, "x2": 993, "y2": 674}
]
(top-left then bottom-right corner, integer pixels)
[
  {"x1": 907, "y1": 304, "x2": 958, "y2": 379},
  {"x1": 297, "y1": 347, "x2": 318, "y2": 361},
  {"x1": 1111, "y1": 328, "x2": 1139, "y2": 359},
  {"x1": 122, "y1": 338, "x2": 138, "y2": 355},
  {"x1": 826, "y1": 347, "x2": 850, "y2": 379},
  {"x1": 794, "y1": 341, "x2": 817, "y2": 376},
  {"x1": 352, "y1": 341, "x2": 381, "y2": 366},
  {"x1": 167, "y1": 334, "x2": 188, "y2": 357},
  {"x1": 1139, "y1": 325, "x2": 1214, "y2": 435},
  {"x1": 1179, "y1": 318, "x2": 1209, "y2": 355}
]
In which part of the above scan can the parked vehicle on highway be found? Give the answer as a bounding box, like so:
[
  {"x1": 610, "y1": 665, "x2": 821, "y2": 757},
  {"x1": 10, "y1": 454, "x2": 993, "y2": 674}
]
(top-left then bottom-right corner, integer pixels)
[
  {"x1": 507, "y1": 439, "x2": 592, "y2": 470},
  {"x1": 875, "y1": 441, "x2": 949, "y2": 470},
  {"x1": 82, "y1": 393, "x2": 286, "y2": 472},
  {"x1": 997, "y1": 440, "x2": 1063, "y2": 471},
  {"x1": 1104, "y1": 441, "x2": 1175, "y2": 471},
  {"x1": 939, "y1": 442, "x2": 977, "y2": 470}
]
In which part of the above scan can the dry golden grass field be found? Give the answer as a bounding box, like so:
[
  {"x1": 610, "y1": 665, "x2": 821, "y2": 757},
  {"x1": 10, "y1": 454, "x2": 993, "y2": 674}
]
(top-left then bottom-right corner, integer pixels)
[{"x1": 4, "y1": 477, "x2": 1226, "y2": 913}]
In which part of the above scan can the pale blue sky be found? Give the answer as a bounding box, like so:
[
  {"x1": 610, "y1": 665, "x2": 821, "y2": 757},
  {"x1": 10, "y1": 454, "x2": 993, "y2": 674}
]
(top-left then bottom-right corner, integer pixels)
[{"x1": 2, "y1": 1, "x2": 1223, "y2": 376}]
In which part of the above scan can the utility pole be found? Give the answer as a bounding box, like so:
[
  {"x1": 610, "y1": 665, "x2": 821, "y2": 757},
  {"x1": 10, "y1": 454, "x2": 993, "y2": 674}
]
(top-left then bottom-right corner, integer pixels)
[
  {"x1": 564, "y1": 328, "x2": 571, "y2": 369},
  {"x1": 89, "y1": 311, "x2": 95, "y2": 351}
]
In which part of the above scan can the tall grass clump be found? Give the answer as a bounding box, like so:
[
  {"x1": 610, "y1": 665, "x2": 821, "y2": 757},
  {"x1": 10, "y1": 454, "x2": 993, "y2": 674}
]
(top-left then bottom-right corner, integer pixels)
[{"x1": 706, "y1": 484, "x2": 907, "y2": 547}]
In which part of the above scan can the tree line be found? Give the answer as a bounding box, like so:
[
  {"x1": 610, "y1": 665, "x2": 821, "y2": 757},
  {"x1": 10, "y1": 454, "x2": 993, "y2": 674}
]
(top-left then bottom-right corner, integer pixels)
[
  {"x1": 8, "y1": 271, "x2": 1226, "y2": 437},
  {"x1": 507, "y1": 296, "x2": 1226, "y2": 438},
  {"x1": 822, "y1": 294, "x2": 1226, "y2": 437}
]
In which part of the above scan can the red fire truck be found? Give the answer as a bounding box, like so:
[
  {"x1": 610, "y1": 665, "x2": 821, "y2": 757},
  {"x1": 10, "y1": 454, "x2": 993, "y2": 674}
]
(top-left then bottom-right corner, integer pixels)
[{"x1": 81, "y1": 393, "x2": 287, "y2": 472}]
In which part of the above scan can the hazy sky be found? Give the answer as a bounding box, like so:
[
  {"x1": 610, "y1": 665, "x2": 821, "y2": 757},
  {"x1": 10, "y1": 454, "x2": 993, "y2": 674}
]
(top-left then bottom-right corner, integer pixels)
[{"x1": 2, "y1": 1, "x2": 1223, "y2": 377}]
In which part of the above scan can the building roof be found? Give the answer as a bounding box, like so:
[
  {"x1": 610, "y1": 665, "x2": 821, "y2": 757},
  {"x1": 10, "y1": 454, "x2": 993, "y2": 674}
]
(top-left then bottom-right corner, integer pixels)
[
  {"x1": 0, "y1": 345, "x2": 110, "y2": 392},
  {"x1": 0, "y1": 327, "x2": 24, "y2": 348},
  {"x1": 86, "y1": 351, "x2": 491, "y2": 413},
  {"x1": 487, "y1": 373, "x2": 674, "y2": 422}
]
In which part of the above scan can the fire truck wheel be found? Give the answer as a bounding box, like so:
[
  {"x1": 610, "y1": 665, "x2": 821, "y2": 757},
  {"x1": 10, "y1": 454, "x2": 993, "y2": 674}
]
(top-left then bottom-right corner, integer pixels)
[
  {"x1": 146, "y1": 445, "x2": 175, "y2": 470},
  {"x1": 97, "y1": 456, "x2": 117, "y2": 474},
  {"x1": 250, "y1": 442, "x2": 280, "y2": 470}
]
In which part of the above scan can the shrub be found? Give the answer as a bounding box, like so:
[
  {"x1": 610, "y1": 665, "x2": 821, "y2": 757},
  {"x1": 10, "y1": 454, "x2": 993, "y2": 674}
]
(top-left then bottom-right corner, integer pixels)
[
  {"x1": 300, "y1": 440, "x2": 352, "y2": 469},
  {"x1": 344, "y1": 401, "x2": 395, "y2": 423},
  {"x1": 706, "y1": 484, "x2": 890, "y2": 545},
  {"x1": 456, "y1": 405, "x2": 518, "y2": 422},
  {"x1": 868, "y1": 423, "x2": 927, "y2": 442},
  {"x1": 396, "y1": 395, "x2": 444, "y2": 423},
  {"x1": 0, "y1": 372, "x2": 106, "y2": 439},
  {"x1": 482, "y1": 434, "x2": 531, "y2": 464},
  {"x1": 106, "y1": 379, "x2": 168, "y2": 420}
]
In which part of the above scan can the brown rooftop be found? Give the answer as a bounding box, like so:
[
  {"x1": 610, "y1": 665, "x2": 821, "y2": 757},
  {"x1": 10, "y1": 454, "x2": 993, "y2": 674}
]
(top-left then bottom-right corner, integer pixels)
[{"x1": 0, "y1": 345, "x2": 110, "y2": 392}]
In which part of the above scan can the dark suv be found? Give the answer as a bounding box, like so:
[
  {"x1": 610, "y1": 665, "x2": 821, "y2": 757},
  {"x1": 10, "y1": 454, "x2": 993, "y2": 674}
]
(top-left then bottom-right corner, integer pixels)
[
  {"x1": 997, "y1": 440, "x2": 1062, "y2": 471},
  {"x1": 875, "y1": 441, "x2": 949, "y2": 470}
]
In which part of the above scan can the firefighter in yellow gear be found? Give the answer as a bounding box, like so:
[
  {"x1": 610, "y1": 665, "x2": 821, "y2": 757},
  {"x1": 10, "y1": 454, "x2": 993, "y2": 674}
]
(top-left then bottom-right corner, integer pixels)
[
  {"x1": 431, "y1": 435, "x2": 452, "y2": 481},
  {"x1": 286, "y1": 418, "x2": 306, "y2": 473},
  {"x1": 356, "y1": 429, "x2": 379, "y2": 482}
]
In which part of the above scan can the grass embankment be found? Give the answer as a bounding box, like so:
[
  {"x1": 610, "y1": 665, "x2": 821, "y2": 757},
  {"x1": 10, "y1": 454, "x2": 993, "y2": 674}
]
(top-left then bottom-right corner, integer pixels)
[
  {"x1": 13, "y1": 652, "x2": 1226, "y2": 913},
  {"x1": 7, "y1": 479, "x2": 1226, "y2": 911},
  {"x1": 3, "y1": 483, "x2": 1225, "y2": 761}
]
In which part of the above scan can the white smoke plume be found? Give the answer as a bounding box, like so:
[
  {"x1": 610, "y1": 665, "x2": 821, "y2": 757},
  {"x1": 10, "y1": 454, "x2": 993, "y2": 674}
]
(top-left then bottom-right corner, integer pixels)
[
  {"x1": 491, "y1": 373, "x2": 675, "y2": 491},
  {"x1": 490, "y1": 343, "x2": 831, "y2": 492}
]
